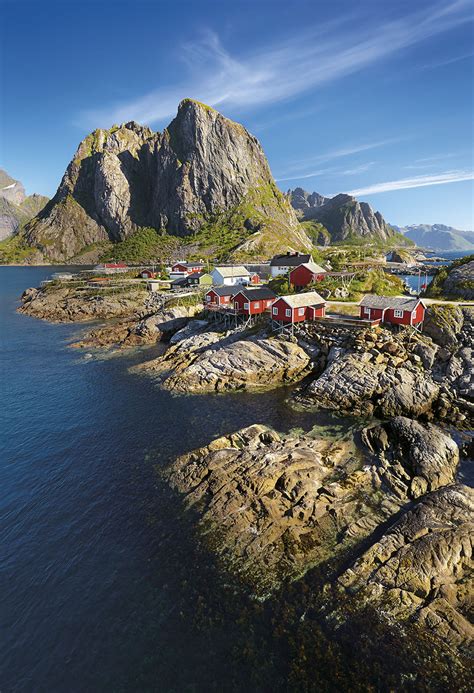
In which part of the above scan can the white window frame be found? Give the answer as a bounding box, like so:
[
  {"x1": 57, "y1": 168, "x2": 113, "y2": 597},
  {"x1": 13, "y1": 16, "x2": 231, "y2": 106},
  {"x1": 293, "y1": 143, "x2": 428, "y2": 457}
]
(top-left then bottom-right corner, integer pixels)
[
  {"x1": 272, "y1": 307, "x2": 278, "y2": 315},
  {"x1": 394, "y1": 309, "x2": 404, "y2": 318},
  {"x1": 206, "y1": 295, "x2": 212, "y2": 302},
  {"x1": 244, "y1": 302, "x2": 249, "y2": 310},
  {"x1": 285, "y1": 308, "x2": 291, "y2": 318},
  {"x1": 253, "y1": 301, "x2": 260, "y2": 309},
  {"x1": 363, "y1": 306, "x2": 370, "y2": 316},
  {"x1": 298, "y1": 307, "x2": 305, "y2": 316}
]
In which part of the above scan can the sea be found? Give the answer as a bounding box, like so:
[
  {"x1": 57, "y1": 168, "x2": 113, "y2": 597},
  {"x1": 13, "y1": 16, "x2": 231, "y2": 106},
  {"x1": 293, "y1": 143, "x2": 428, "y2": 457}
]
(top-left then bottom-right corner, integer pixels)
[
  {"x1": 1, "y1": 265, "x2": 472, "y2": 692},
  {"x1": 0, "y1": 266, "x2": 362, "y2": 691},
  {"x1": 399, "y1": 250, "x2": 470, "y2": 293}
]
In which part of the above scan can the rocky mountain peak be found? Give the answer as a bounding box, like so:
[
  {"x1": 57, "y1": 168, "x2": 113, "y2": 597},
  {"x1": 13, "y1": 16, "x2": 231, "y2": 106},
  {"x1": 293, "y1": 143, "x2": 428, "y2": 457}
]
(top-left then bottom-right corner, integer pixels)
[
  {"x1": 289, "y1": 187, "x2": 395, "y2": 244},
  {"x1": 21, "y1": 101, "x2": 308, "y2": 262}
]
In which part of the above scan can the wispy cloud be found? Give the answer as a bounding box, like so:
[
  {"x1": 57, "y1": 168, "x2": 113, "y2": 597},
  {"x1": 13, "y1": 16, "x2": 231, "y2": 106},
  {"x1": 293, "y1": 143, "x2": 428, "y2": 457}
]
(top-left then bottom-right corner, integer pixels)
[
  {"x1": 346, "y1": 170, "x2": 474, "y2": 196},
  {"x1": 340, "y1": 161, "x2": 376, "y2": 175},
  {"x1": 276, "y1": 159, "x2": 377, "y2": 182},
  {"x1": 275, "y1": 168, "x2": 334, "y2": 183},
  {"x1": 416, "y1": 50, "x2": 474, "y2": 71},
  {"x1": 78, "y1": 0, "x2": 473, "y2": 127}
]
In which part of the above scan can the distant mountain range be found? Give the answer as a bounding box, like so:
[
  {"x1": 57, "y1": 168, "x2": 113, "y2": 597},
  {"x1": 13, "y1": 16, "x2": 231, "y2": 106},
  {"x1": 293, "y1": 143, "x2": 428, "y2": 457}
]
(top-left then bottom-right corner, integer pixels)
[
  {"x1": 289, "y1": 187, "x2": 401, "y2": 245},
  {"x1": 391, "y1": 224, "x2": 474, "y2": 252},
  {"x1": 0, "y1": 169, "x2": 49, "y2": 241}
]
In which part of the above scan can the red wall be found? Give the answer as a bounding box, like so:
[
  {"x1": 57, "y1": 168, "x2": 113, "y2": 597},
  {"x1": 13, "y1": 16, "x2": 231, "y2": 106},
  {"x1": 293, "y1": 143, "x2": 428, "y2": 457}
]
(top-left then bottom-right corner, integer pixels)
[
  {"x1": 172, "y1": 263, "x2": 203, "y2": 275},
  {"x1": 271, "y1": 298, "x2": 325, "y2": 322},
  {"x1": 206, "y1": 290, "x2": 231, "y2": 305},
  {"x1": 233, "y1": 293, "x2": 273, "y2": 314},
  {"x1": 290, "y1": 266, "x2": 325, "y2": 288},
  {"x1": 359, "y1": 303, "x2": 425, "y2": 325}
]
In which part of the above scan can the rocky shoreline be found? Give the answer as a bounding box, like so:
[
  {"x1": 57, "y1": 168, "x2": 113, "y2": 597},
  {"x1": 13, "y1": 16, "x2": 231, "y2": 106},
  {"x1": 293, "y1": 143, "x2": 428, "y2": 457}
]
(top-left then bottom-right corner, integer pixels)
[
  {"x1": 165, "y1": 417, "x2": 472, "y2": 665},
  {"x1": 18, "y1": 281, "x2": 474, "y2": 681}
]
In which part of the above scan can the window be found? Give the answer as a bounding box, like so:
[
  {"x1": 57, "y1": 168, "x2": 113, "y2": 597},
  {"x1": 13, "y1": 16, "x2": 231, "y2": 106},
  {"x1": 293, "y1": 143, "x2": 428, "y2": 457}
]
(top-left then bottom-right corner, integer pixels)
[
  {"x1": 285, "y1": 308, "x2": 291, "y2": 317},
  {"x1": 298, "y1": 307, "x2": 305, "y2": 316},
  {"x1": 364, "y1": 307, "x2": 370, "y2": 316},
  {"x1": 206, "y1": 295, "x2": 211, "y2": 302},
  {"x1": 253, "y1": 302, "x2": 260, "y2": 309},
  {"x1": 394, "y1": 309, "x2": 403, "y2": 318},
  {"x1": 244, "y1": 302, "x2": 249, "y2": 310},
  {"x1": 272, "y1": 307, "x2": 278, "y2": 315}
]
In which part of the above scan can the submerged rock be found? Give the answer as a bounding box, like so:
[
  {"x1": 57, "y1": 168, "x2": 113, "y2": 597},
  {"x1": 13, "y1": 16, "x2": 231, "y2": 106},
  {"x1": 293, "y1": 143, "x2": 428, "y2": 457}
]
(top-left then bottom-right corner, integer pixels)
[{"x1": 165, "y1": 417, "x2": 461, "y2": 599}]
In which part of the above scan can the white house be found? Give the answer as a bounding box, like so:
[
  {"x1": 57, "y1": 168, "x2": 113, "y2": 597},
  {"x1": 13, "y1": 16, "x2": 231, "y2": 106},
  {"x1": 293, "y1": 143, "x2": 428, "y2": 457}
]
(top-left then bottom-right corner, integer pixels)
[
  {"x1": 210, "y1": 266, "x2": 251, "y2": 286},
  {"x1": 269, "y1": 252, "x2": 313, "y2": 277}
]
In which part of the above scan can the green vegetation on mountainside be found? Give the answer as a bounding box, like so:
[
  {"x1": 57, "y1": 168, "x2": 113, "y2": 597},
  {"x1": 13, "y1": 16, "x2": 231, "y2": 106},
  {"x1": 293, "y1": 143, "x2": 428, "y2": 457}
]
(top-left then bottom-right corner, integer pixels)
[
  {"x1": 99, "y1": 227, "x2": 181, "y2": 264},
  {"x1": 0, "y1": 234, "x2": 37, "y2": 263}
]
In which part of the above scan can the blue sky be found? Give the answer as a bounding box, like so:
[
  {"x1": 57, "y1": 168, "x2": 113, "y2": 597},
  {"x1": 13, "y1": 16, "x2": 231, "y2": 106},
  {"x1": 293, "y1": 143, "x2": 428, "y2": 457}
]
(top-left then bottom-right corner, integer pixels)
[{"x1": 2, "y1": 0, "x2": 473, "y2": 228}]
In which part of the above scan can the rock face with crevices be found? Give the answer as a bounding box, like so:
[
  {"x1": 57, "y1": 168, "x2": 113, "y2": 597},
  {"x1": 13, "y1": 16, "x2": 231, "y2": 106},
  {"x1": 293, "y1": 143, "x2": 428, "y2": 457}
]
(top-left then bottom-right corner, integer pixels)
[
  {"x1": 21, "y1": 100, "x2": 309, "y2": 261},
  {"x1": 338, "y1": 484, "x2": 473, "y2": 654},
  {"x1": 138, "y1": 333, "x2": 312, "y2": 392},
  {"x1": 166, "y1": 417, "x2": 462, "y2": 600}
]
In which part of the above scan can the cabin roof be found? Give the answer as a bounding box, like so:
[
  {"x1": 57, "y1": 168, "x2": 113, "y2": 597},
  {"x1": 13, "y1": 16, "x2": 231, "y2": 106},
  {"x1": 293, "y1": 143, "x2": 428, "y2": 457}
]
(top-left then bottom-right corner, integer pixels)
[
  {"x1": 277, "y1": 291, "x2": 326, "y2": 308},
  {"x1": 270, "y1": 253, "x2": 312, "y2": 267},
  {"x1": 293, "y1": 261, "x2": 326, "y2": 274},
  {"x1": 360, "y1": 294, "x2": 424, "y2": 311},
  {"x1": 173, "y1": 261, "x2": 204, "y2": 268},
  {"x1": 233, "y1": 287, "x2": 277, "y2": 301},
  {"x1": 212, "y1": 265, "x2": 251, "y2": 278},
  {"x1": 207, "y1": 286, "x2": 236, "y2": 296}
]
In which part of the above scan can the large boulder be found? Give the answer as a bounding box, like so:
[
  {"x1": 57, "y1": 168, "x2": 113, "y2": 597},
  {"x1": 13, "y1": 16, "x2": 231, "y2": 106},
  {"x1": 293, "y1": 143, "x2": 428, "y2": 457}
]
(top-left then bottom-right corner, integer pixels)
[
  {"x1": 338, "y1": 484, "x2": 474, "y2": 655},
  {"x1": 138, "y1": 333, "x2": 312, "y2": 392}
]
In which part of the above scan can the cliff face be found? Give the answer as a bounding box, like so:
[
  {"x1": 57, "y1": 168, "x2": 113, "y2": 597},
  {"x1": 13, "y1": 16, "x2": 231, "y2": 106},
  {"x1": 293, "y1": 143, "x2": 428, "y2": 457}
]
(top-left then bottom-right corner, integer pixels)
[
  {"x1": 23, "y1": 100, "x2": 309, "y2": 261},
  {"x1": 0, "y1": 169, "x2": 48, "y2": 241},
  {"x1": 290, "y1": 188, "x2": 396, "y2": 243}
]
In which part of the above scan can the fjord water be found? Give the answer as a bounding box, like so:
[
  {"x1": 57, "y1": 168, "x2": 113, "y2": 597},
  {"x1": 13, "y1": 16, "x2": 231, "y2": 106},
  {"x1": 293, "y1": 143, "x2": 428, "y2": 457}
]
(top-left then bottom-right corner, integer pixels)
[{"x1": 1, "y1": 266, "x2": 352, "y2": 691}]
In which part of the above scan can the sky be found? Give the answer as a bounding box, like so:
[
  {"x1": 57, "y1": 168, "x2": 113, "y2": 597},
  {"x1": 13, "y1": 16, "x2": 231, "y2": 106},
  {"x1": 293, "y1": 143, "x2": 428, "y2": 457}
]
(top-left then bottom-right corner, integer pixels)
[{"x1": 1, "y1": 0, "x2": 473, "y2": 229}]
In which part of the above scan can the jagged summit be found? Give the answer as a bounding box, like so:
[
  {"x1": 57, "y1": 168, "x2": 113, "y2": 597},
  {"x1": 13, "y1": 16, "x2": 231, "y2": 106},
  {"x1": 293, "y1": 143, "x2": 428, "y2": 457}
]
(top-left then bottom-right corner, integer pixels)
[
  {"x1": 289, "y1": 187, "x2": 396, "y2": 244},
  {"x1": 22, "y1": 100, "x2": 309, "y2": 262}
]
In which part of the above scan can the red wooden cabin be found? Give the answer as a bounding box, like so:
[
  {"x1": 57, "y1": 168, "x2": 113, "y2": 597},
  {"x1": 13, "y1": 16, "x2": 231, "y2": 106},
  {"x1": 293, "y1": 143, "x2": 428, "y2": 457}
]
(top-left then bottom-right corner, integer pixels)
[
  {"x1": 204, "y1": 286, "x2": 235, "y2": 307},
  {"x1": 232, "y1": 287, "x2": 277, "y2": 316},
  {"x1": 271, "y1": 291, "x2": 326, "y2": 323},
  {"x1": 171, "y1": 261, "x2": 204, "y2": 275},
  {"x1": 289, "y1": 262, "x2": 327, "y2": 289},
  {"x1": 359, "y1": 295, "x2": 426, "y2": 326}
]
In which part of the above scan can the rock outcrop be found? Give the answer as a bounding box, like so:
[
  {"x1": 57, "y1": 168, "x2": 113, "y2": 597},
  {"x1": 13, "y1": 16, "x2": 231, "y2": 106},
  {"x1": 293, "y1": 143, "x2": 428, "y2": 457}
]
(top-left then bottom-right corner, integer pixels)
[
  {"x1": 294, "y1": 312, "x2": 473, "y2": 424},
  {"x1": 137, "y1": 331, "x2": 312, "y2": 392},
  {"x1": 165, "y1": 418, "x2": 464, "y2": 610},
  {"x1": 289, "y1": 188, "x2": 397, "y2": 244},
  {"x1": 338, "y1": 483, "x2": 473, "y2": 655},
  {"x1": 427, "y1": 256, "x2": 474, "y2": 300},
  {"x1": 21, "y1": 100, "x2": 310, "y2": 262},
  {"x1": 19, "y1": 284, "x2": 147, "y2": 323}
]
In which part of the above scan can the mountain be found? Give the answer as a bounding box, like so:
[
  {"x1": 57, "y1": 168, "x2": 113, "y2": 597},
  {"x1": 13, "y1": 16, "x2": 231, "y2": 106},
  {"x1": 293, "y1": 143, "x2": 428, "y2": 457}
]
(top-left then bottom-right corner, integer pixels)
[
  {"x1": 0, "y1": 169, "x2": 49, "y2": 241},
  {"x1": 289, "y1": 188, "x2": 398, "y2": 245},
  {"x1": 20, "y1": 99, "x2": 310, "y2": 262},
  {"x1": 392, "y1": 224, "x2": 474, "y2": 252}
]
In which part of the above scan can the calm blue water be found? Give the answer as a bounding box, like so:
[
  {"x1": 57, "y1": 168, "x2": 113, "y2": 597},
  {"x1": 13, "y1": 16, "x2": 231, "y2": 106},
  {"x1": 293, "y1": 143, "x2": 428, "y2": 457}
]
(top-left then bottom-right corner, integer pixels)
[
  {"x1": 2, "y1": 266, "x2": 472, "y2": 692},
  {"x1": 2, "y1": 266, "x2": 359, "y2": 692}
]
